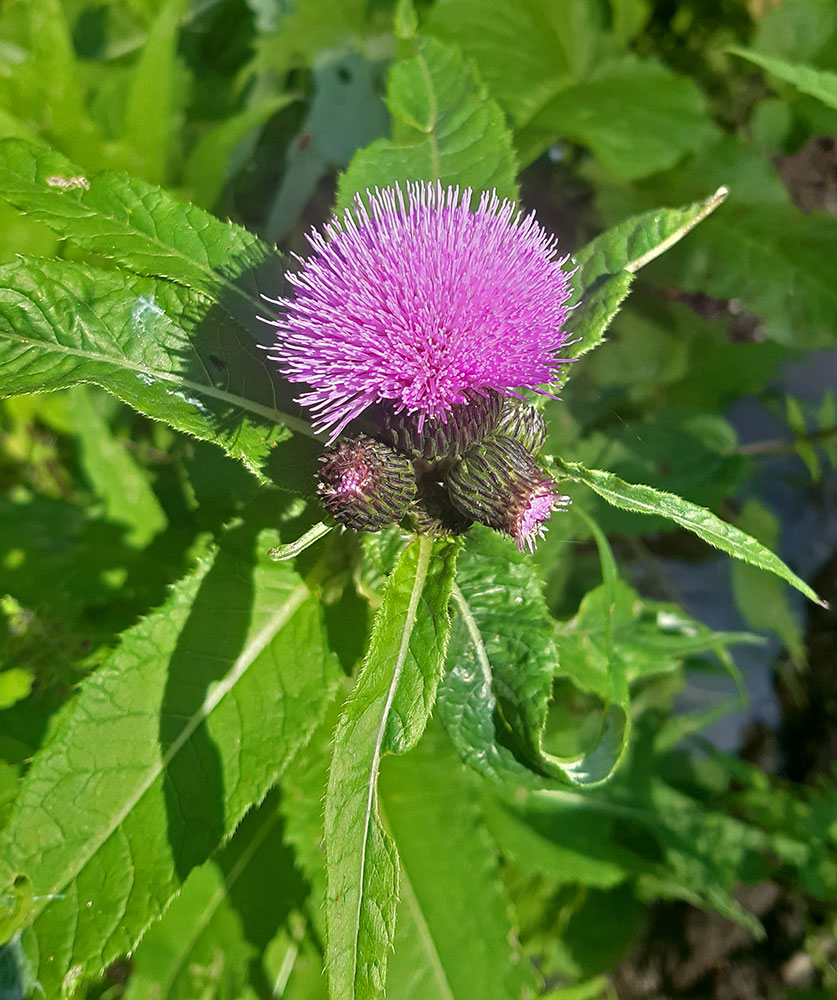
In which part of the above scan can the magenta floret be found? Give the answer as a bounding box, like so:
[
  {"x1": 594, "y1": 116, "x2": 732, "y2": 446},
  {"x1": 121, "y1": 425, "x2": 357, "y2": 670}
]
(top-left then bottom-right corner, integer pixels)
[{"x1": 271, "y1": 182, "x2": 574, "y2": 439}]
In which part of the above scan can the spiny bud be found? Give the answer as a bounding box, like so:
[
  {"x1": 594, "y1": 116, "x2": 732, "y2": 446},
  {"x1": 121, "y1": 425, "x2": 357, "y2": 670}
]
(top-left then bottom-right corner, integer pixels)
[
  {"x1": 494, "y1": 398, "x2": 546, "y2": 453},
  {"x1": 369, "y1": 390, "x2": 504, "y2": 460},
  {"x1": 317, "y1": 436, "x2": 415, "y2": 532},
  {"x1": 447, "y1": 435, "x2": 570, "y2": 551}
]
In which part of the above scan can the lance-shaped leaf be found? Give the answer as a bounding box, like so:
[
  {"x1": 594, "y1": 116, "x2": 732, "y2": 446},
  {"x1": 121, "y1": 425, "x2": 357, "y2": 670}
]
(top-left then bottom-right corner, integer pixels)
[
  {"x1": 337, "y1": 34, "x2": 517, "y2": 210},
  {"x1": 438, "y1": 527, "x2": 628, "y2": 789},
  {"x1": 381, "y1": 723, "x2": 534, "y2": 1000},
  {"x1": 560, "y1": 187, "x2": 728, "y2": 381},
  {"x1": 0, "y1": 258, "x2": 319, "y2": 487},
  {"x1": 0, "y1": 511, "x2": 341, "y2": 996},
  {"x1": 324, "y1": 534, "x2": 460, "y2": 1000},
  {"x1": 124, "y1": 793, "x2": 306, "y2": 1000},
  {"x1": 0, "y1": 138, "x2": 282, "y2": 336},
  {"x1": 552, "y1": 458, "x2": 826, "y2": 608}
]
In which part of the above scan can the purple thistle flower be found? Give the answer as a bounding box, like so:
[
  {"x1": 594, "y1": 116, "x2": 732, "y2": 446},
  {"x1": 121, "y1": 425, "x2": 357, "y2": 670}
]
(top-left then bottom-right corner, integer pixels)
[{"x1": 271, "y1": 182, "x2": 574, "y2": 439}]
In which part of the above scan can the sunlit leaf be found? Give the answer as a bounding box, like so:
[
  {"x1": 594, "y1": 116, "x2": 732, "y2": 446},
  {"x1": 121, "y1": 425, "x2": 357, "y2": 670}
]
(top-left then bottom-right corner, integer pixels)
[{"x1": 324, "y1": 534, "x2": 460, "y2": 1000}]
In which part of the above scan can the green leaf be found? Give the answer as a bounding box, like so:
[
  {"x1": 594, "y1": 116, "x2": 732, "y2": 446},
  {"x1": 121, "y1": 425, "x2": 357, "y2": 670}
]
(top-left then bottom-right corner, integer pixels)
[
  {"x1": 438, "y1": 527, "x2": 627, "y2": 788},
  {"x1": 564, "y1": 186, "x2": 727, "y2": 369},
  {"x1": 552, "y1": 458, "x2": 827, "y2": 608},
  {"x1": 381, "y1": 723, "x2": 533, "y2": 1000},
  {"x1": 66, "y1": 385, "x2": 167, "y2": 548},
  {"x1": 324, "y1": 534, "x2": 460, "y2": 1000},
  {"x1": 729, "y1": 46, "x2": 837, "y2": 111},
  {"x1": 427, "y1": 0, "x2": 605, "y2": 126},
  {"x1": 125, "y1": 792, "x2": 306, "y2": 1000},
  {"x1": 528, "y1": 56, "x2": 711, "y2": 180},
  {"x1": 0, "y1": 511, "x2": 341, "y2": 995},
  {"x1": 337, "y1": 35, "x2": 517, "y2": 211},
  {"x1": 593, "y1": 136, "x2": 837, "y2": 348},
  {"x1": 0, "y1": 258, "x2": 319, "y2": 486},
  {"x1": 0, "y1": 138, "x2": 280, "y2": 337},
  {"x1": 122, "y1": 0, "x2": 190, "y2": 184}
]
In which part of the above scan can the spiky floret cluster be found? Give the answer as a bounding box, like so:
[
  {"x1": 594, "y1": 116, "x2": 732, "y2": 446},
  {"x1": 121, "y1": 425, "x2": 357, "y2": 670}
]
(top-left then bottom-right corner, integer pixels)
[{"x1": 272, "y1": 182, "x2": 573, "y2": 439}]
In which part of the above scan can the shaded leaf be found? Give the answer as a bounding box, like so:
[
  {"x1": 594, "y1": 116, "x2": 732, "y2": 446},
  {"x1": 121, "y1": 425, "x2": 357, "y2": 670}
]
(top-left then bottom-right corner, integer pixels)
[
  {"x1": 381, "y1": 723, "x2": 533, "y2": 1000},
  {"x1": 125, "y1": 793, "x2": 305, "y2": 1000},
  {"x1": 324, "y1": 534, "x2": 460, "y2": 1000},
  {"x1": 552, "y1": 458, "x2": 826, "y2": 607},
  {"x1": 337, "y1": 35, "x2": 517, "y2": 210},
  {"x1": 0, "y1": 511, "x2": 341, "y2": 995},
  {"x1": 0, "y1": 258, "x2": 318, "y2": 486}
]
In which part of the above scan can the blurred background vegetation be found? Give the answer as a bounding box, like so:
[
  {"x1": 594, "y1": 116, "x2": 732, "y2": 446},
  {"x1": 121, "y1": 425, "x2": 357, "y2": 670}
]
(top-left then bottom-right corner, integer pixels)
[{"x1": 0, "y1": 0, "x2": 835, "y2": 996}]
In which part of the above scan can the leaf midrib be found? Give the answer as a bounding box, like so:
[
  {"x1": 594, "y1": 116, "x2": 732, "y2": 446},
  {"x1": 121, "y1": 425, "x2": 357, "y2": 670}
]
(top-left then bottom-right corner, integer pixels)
[
  {"x1": 0, "y1": 325, "x2": 316, "y2": 439},
  {"x1": 31, "y1": 579, "x2": 310, "y2": 923},
  {"x1": 351, "y1": 533, "x2": 432, "y2": 992},
  {"x1": 3, "y1": 165, "x2": 282, "y2": 330}
]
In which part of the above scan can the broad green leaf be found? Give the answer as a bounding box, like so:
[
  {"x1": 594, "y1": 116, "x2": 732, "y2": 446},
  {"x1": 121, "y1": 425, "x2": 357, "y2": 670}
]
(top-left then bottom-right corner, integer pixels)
[
  {"x1": 552, "y1": 458, "x2": 826, "y2": 608},
  {"x1": 125, "y1": 793, "x2": 306, "y2": 1000},
  {"x1": 593, "y1": 136, "x2": 837, "y2": 347},
  {"x1": 428, "y1": 0, "x2": 605, "y2": 126},
  {"x1": 0, "y1": 511, "x2": 341, "y2": 995},
  {"x1": 0, "y1": 258, "x2": 319, "y2": 487},
  {"x1": 562, "y1": 187, "x2": 727, "y2": 374},
  {"x1": 324, "y1": 534, "x2": 460, "y2": 1000},
  {"x1": 0, "y1": 138, "x2": 281, "y2": 337},
  {"x1": 438, "y1": 527, "x2": 627, "y2": 788},
  {"x1": 337, "y1": 34, "x2": 517, "y2": 211},
  {"x1": 528, "y1": 56, "x2": 711, "y2": 180},
  {"x1": 66, "y1": 385, "x2": 167, "y2": 548},
  {"x1": 729, "y1": 46, "x2": 837, "y2": 111},
  {"x1": 122, "y1": 0, "x2": 190, "y2": 184},
  {"x1": 381, "y1": 724, "x2": 533, "y2": 1000}
]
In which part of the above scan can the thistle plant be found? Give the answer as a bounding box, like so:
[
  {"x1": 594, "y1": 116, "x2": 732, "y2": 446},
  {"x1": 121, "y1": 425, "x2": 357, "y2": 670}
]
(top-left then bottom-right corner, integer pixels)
[{"x1": 0, "y1": 6, "x2": 830, "y2": 996}]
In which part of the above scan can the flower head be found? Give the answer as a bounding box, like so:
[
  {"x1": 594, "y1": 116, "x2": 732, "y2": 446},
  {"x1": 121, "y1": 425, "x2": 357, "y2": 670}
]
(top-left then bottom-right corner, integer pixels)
[{"x1": 272, "y1": 182, "x2": 573, "y2": 439}]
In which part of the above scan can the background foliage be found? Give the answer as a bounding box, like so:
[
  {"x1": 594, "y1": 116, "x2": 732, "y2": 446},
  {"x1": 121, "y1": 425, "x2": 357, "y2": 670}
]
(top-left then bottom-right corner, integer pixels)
[{"x1": 0, "y1": 0, "x2": 835, "y2": 998}]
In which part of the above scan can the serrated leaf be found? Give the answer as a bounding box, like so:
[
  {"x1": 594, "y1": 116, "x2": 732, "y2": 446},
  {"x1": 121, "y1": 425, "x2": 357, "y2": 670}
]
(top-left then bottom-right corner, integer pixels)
[
  {"x1": 0, "y1": 138, "x2": 281, "y2": 336},
  {"x1": 381, "y1": 723, "x2": 533, "y2": 1000},
  {"x1": 0, "y1": 510, "x2": 341, "y2": 995},
  {"x1": 337, "y1": 35, "x2": 517, "y2": 211},
  {"x1": 438, "y1": 527, "x2": 627, "y2": 788},
  {"x1": 427, "y1": 0, "x2": 605, "y2": 126},
  {"x1": 528, "y1": 56, "x2": 711, "y2": 180},
  {"x1": 552, "y1": 458, "x2": 826, "y2": 608},
  {"x1": 562, "y1": 187, "x2": 727, "y2": 374},
  {"x1": 125, "y1": 793, "x2": 305, "y2": 1000},
  {"x1": 324, "y1": 534, "x2": 460, "y2": 1000},
  {"x1": 0, "y1": 258, "x2": 319, "y2": 487},
  {"x1": 729, "y1": 46, "x2": 837, "y2": 111}
]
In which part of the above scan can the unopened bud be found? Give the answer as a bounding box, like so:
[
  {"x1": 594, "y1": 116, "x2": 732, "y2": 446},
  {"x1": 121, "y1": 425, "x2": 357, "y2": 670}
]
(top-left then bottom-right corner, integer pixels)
[
  {"x1": 317, "y1": 436, "x2": 415, "y2": 531},
  {"x1": 447, "y1": 435, "x2": 570, "y2": 551},
  {"x1": 494, "y1": 398, "x2": 546, "y2": 453}
]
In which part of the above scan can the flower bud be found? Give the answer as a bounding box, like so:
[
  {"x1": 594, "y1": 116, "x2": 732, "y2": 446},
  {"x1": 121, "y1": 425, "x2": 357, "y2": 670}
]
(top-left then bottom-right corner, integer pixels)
[
  {"x1": 317, "y1": 436, "x2": 415, "y2": 531},
  {"x1": 370, "y1": 390, "x2": 504, "y2": 461},
  {"x1": 493, "y1": 398, "x2": 547, "y2": 453},
  {"x1": 447, "y1": 435, "x2": 570, "y2": 551}
]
